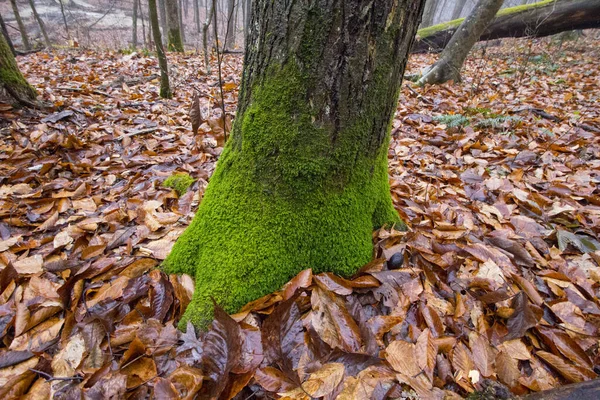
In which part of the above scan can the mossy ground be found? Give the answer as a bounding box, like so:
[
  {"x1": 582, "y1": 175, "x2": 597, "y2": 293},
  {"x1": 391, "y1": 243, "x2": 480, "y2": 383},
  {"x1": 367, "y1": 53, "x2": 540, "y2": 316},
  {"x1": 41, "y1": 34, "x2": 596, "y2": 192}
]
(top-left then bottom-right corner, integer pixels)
[
  {"x1": 163, "y1": 63, "x2": 402, "y2": 330},
  {"x1": 163, "y1": 173, "x2": 195, "y2": 196}
]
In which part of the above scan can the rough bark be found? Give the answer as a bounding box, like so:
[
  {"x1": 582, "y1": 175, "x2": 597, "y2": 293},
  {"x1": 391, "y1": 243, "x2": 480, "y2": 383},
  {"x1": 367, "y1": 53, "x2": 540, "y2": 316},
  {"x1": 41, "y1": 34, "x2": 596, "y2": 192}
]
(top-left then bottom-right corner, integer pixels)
[
  {"x1": 420, "y1": 0, "x2": 437, "y2": 28},
  {"x1": 202, "y1": 0, "x2": 215, "y2": 73},
  {"x1": 149, "y1": 0, "x2": 172, "y2": 98},
  {"x1": 28, "y1": 0, "x2": 51, "y2": 48},
  {"x1": 164, "y1": 0, "x2": 424, "y2": 329},
  {"x1": 132, "y1": 0, "x2": 139, "y2": 49},
  {"x1": 0, "y1": 14, "x2": 16, "y2": 57},
  {"x1": 165, "y1": 0, "x2": 184, "y2": 51},
  {"x1": 413, "y1": 0, "x2": 600, "y2": 53},
  {"x1": 418, "y1": 0, "x2": 504, "y2": 85},
  {"x1": 0, "y1": 30, "x2": 37, "y2": 105},
  {"x1": 9, "y1": 0, "x2": 31, "y2": 51}
]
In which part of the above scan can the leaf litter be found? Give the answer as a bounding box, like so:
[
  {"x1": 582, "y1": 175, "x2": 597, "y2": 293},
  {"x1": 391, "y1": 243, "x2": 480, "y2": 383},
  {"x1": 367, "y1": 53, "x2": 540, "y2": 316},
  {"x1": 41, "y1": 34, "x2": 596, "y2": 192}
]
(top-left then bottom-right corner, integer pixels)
[{"x1": 0, "y1": 36, "x2": 599, "y2": 398}]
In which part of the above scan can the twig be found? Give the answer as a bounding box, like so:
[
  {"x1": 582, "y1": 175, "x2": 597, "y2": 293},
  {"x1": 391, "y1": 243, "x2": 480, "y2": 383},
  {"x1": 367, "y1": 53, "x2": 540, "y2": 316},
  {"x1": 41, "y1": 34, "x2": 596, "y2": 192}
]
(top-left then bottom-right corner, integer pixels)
[
  {"x1": 57, "y1": 86, "x2": 113, "y2": 98},
  {"x1": 29, "y1": 368, "x2": 83, "y2": 382},
  {"x1": 114, "y1": 127, "x2": 158, "y2": 140}
]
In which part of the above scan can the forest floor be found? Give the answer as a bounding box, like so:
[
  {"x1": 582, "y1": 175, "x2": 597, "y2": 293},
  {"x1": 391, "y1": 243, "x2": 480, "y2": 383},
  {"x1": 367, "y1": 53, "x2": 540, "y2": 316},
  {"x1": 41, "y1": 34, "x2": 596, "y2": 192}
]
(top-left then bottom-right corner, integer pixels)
[{"x1": 0, "y1": 34, "x2": 599, "y2": 399}]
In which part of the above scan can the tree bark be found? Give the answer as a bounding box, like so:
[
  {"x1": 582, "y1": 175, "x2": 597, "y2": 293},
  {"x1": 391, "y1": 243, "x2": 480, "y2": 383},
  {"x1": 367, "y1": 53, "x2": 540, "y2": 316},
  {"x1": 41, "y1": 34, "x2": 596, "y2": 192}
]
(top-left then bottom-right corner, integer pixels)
[
  {"x1": 522, "y1": 378, "x2": 600, "y2": 400},
  {"x1": 413, "y1": 0, "x2": 600, "y2": 53},
  {"x1": 9, "y1": 0, "x2": 31, "y2": 51},
  {"x1": 420, "y1": 0, "x2": 438, "y2": 28},
  {"x1": 28, "y1": 0, "x2": 51, "y2": 48},
  {"x1": 194, "y1": 0, "x2": 200, "y2": 33},
  {"x1": 164, "y1": 0, "x2": 424, "y2": 329},
  {"x1": 178, "y1": 0, "x2": 186, "y2": 45},
  {"x1": 0, "y1": 30, "x2": 37, "y2": 105},
  {"x1": 165, "y1": 0, "x2": 184, "y2": 51},
  {"x1": 418, "y1": 0, "x2": 504, "y2": 85},
  {"x1": 0, "y1": 14, "x2": 16, "y2": 57},
  {"x1": 133, "y1": 0, "x2": 139, "y2": 49},
  {"x1": 149, "y1": 0, "x2": 172, "y2": 98},
  {"x1": 225, "y1": 0, "x2": 236, "y2": 50},
  {"x1": 158, "y1": 0, "x2": 168, "y2": 46}
]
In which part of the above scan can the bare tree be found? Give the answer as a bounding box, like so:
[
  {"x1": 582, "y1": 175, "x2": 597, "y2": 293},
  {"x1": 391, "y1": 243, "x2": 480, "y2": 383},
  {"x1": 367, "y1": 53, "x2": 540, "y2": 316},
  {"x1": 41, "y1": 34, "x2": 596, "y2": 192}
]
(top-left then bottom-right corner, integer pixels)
[
  {"x1": 59, "y1": 0, "x2": 70, "y2": 41},
  {"x1": 420, "y1": 0, "x2": 438, "y2": 28},
  {"x1": 28, "y1": 0, "x2": 51, "y2": 48},
  {"x1": 451, "y1": 0, "x2": 468, "y2": 20},
  {"x1": 418, "y1": 0, "x2": 504, "y2": 85},
  {"x1": 148, "y1": 0, "x2": 172, "y2": 98},
  {"x1": 9, "y1": 0, "x2": 31, "y2": 50},
  {"x1": 224, "y1": 0, "x2": 235, "y2": 50},
  {"x1": 202, "y1": 0, "x2": 215, "y2": 73},
  {"x1": 194, "y1": 0, "x2": 201, "y2": 33},
  {"x1": 0, "y1": 14, "x2": 16, "y2": 56},
  {"x1": 158, "y1": 0, "x2": 168, "y2": 45},
  {"x1": 165, "y1": 0, "x2": 184, "y2": 51},
  {"x1": 133, "y1": 0, "x2": 139, "y2": 49}
]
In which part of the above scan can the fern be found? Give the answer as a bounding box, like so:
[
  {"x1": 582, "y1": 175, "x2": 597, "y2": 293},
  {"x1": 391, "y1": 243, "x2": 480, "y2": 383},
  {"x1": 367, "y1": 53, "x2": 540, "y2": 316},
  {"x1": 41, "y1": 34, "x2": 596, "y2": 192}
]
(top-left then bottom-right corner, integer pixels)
[{"x1": 433, "y1": 114, "x2": 470, "y2": 128}]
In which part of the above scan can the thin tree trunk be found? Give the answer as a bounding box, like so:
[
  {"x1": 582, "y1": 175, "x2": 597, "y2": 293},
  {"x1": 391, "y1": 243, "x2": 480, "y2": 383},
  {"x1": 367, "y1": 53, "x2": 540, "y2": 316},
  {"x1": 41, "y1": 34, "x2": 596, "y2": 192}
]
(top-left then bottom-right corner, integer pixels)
[
  {"x1": 59, "y1": 0, "x2": 70, "y2": 41},
  {"x1": 133, "y1": 0, "x2": 139, "y2": 49},
  {"x1": 0, "y1": 14, "x2": 16, "y2": 57},
  {"x1": 202, "y1": 0, "x2": 215, "y2": 73},
  {"x1": 194, "y1": 0, "x2": 200, "y2": 33},
  {"x1": 140, "y1": 0, "x2": 147, "y2": 48},
  {"x1": 148, "y1": 0, "x2": 172, "y2": 98},
  {"x1": 164, "y1": 0, "x2": 425, "y2": 329},
  {"x1": 232, "y1": 0, "x2": 239, "y2": 48},
  {"x1": 28, "y1": 0, "x2": 51, "y2": 48},
  {"x1": 9, "y1": 0, "x2": 31, "y2": 51},
  {"x1": 451, "y1": 0, "x2": 468, "y2": 20},
  {"x1": 158, "y1": 0, "x2": 168, "y2": 46},
  {"x1": 0, "y1": 31, "x2": 37, "y2": 105},
  {"x1": 420, "y1": 0, "x2": 437, "y2": 28},
  {"x1": 244, "y1": 0, "x2": 250, "y2": 44},
  {"x1": 165, "y1": 0, "x2": 184, "y2": 51},
  {"x1": 179, "y1": 0, "x2": 186, "y2": 45},
  {"x1": 224, "y1": 0, "x2": 235, "y2": 50},
  {"x1": 419, "y1": 0, "x2": 504, "y2": 85}
]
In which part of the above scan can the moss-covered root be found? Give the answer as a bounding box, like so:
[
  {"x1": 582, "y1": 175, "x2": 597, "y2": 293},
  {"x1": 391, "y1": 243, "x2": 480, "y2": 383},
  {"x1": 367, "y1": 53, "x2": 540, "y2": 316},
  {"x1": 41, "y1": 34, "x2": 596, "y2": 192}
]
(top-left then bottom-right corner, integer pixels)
[{"x1": 0, "y1": 31, "x2": 37, "y2": 105}]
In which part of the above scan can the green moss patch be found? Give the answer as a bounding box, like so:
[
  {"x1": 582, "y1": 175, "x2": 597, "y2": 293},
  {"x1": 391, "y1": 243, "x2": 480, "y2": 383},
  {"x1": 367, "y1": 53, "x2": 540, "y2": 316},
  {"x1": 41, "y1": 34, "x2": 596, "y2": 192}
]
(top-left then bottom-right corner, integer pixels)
[{"x1": 163, "y1": 173, "x2": 195, "y2": 196}]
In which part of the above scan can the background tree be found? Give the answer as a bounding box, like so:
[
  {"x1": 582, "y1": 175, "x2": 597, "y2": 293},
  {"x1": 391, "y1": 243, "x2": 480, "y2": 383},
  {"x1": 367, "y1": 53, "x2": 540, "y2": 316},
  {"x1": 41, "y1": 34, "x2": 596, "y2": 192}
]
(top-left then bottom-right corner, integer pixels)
[
  {"x1": 418, "y1": 0, "x2": 504, "y2": 84},
  {"x1": 9, "y1": 0, "x2": 31, "y2": 51},
  {"x1": 28, "y1": 0, "x2": 51, "y2": 48},
  {"x1": 133, "y1": 0, "x2": 139, "y2": 49},
  {"x1": 420, "y1": 0, "x2": 438, "y2": 28},
  {"x1": 0, "y1": 14, "x2": 16, "y2": 56},
  {"x1": 202, "y1": 0, "x2": 215, "y2": 73},
  {"x1": 225, "y1": 0, "x2": 235, "y2": 50},
  {"x1": 163, "y1": 0, "x2": 425, "y2": 328},
  {"x1": 0, "y1": 31, "x2": 37, "y2": 105},
  {"x1": 165, "y1": 0, "x2": 184, "y2": 51},
  {"x1": 149, "y1": 0, "x2": 172, "y2": 97},
  {"x1": 451, "y1": 0, "x2": 468, "y2": 19},
  {"x1": 59, "y1": 0, "x2": 70, "y2": 41}
]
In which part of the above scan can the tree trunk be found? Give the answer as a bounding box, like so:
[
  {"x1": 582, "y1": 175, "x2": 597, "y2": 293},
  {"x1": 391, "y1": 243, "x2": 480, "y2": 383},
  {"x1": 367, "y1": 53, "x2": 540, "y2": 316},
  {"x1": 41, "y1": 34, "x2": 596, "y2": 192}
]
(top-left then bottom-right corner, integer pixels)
[
  {"x1": 158, "y1": 0, "x2": 168, "y2": 46},
  {"x1": 133, "y1": 0, "x2": 139, "y2": 49},
  {"x1": 451, "y1": 0, "x2": 468, "y2": 19},
  {"x1": 522, "y1": 378, "x2": 600, "y2": 400},
  {"x1": 28, "y1": 0, "x2": 51, "y2": 48},
  {"x1": 418, "y1": 0, "x2": 504, "y2": 85},
  {"x1": 59, "y1": 0, "x2": 70, "y2": 41},
  {"x1": 194, "y1": 0, "x2": 200, "y2": 33},
  {"x1": 0, "y1": 31, "x2": 37, "y2": 105},
  {"x1": 0, "y1": 14, "x2": 16, "y2": 57},
  {"x1": 164, "y1": 0, "x2": 424, "y2": 329},
  {"x1": 149, "y1": 0, "x2": 172, "y2": 98},
  {"x1": 178, "y1": 0, "x2": 186, "y2": 45},
  {"x1": 420, "y1": 0, "x2": 437, "y2": 28},
  {"x1": 165, "y1": 0, "x2": 184, "y2": 51},
  {"x1": 244, "y1": 0, "x2": 251, "y2": 43},
  {"x1": 9, "y1": 0, "x2": 31, "y2": 51},
  {"x1": 140, "y1": 0, "x2": 147, "y2": 48},
  {"x1": 413, "y1": 0, "x2": 600, "y2": 53},
  {"x1": 225, "y1": 0, "x2": 235, "y2": 50},
  {"x1": 202, "y1": 0, "x2": 215, "y2": 73}
]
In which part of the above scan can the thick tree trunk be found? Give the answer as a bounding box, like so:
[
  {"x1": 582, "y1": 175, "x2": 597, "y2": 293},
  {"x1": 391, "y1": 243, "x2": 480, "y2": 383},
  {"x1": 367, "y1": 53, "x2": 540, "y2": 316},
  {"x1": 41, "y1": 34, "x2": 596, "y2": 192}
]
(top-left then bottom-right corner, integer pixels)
[
  {"x1": 149, "y1": 0, "x2": 172, "y2": 98},
  {"x1": 28, "y1": 0, "x2": 51, "y2": 48},
  {"x1": 9, "y1": 0, "x2": 31, "y2": 51},
  {"x1": 165, "y1": 0, "x2": 184, "y2": 51},
  {"x1": 420, "y1": 0, "x2": 438, "y2": 28},
  {"x1": 132, "y1": 0, "x2": 139, "y2": 49},
  {"x1": 0, "y1": 14, "x2": 16, "y2": 57},
  {"x1": 418, "y1": 0, "x2": 504, "y2": 85},
  {"x1": 0, "y1": 31, "x2": 37, "y2": 105},
  {"x1": 451, "y1": 0, "x2": 468, "y2": 19},
  {"x1": 164, "y1": 0, "x2": 424, "y2": 329},
  {"x1": 413, "y1": 0, "x2": 600, "y2": 53}
]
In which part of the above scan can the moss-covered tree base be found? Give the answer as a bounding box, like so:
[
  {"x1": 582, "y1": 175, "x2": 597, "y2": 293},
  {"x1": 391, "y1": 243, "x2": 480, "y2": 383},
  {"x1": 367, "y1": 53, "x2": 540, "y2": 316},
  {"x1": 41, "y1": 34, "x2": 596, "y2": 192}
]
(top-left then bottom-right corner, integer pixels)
[{"x1": 0, "y1": 32, "x2": 37, "y2": 106}]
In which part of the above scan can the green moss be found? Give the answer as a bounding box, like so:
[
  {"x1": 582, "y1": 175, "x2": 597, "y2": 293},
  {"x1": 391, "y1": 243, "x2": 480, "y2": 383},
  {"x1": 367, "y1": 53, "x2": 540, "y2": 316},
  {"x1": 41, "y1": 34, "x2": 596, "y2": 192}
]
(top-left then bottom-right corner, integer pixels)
[
  {"x1": 167, "y1": 29, "x2": 184, "y2": 52},
  {"x1": 163, "y1": 173, "x2": 195, "y2": 196},
  {"x1": 417, "y1": 0, "x2": 556, "y2": 38},
  {"x1": 0, "y1": 33, "x2": 37, "y2": 101},
  {"x1": 163, "y1": 61, "x2": 401, "y2": 330}
]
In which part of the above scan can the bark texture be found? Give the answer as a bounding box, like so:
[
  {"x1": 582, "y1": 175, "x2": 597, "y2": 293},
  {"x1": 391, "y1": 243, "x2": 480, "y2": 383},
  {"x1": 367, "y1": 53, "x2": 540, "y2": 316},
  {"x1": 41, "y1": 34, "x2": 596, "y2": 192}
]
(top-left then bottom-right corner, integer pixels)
[
  {"x1": 0, "y1": 14, "x2": 16, "y2": 56},
  {"x1": 10, "y1": 0, "x2": 31, "y2": 51},
  {"x1": 0, "y1": 31, "x2": 37, "y2": 105},
  {"x1": 28, "y1": 0, "x2": 51, "y2": 48},
  {"x1": 413, "y1": 0, "x2": 600, "y2": 53},
  {"x1": 164, "y1": 0, "x2": 424, "y2": 329},
  {"x1": 418, "y1": 0, "x2": 504, "y2": 85},
  {"x1": 165, "y1": 0, "x2": 184, "y2": 51},
  {"x1": 149, "y1": 0, "x2": 172, "y2": 98}
]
